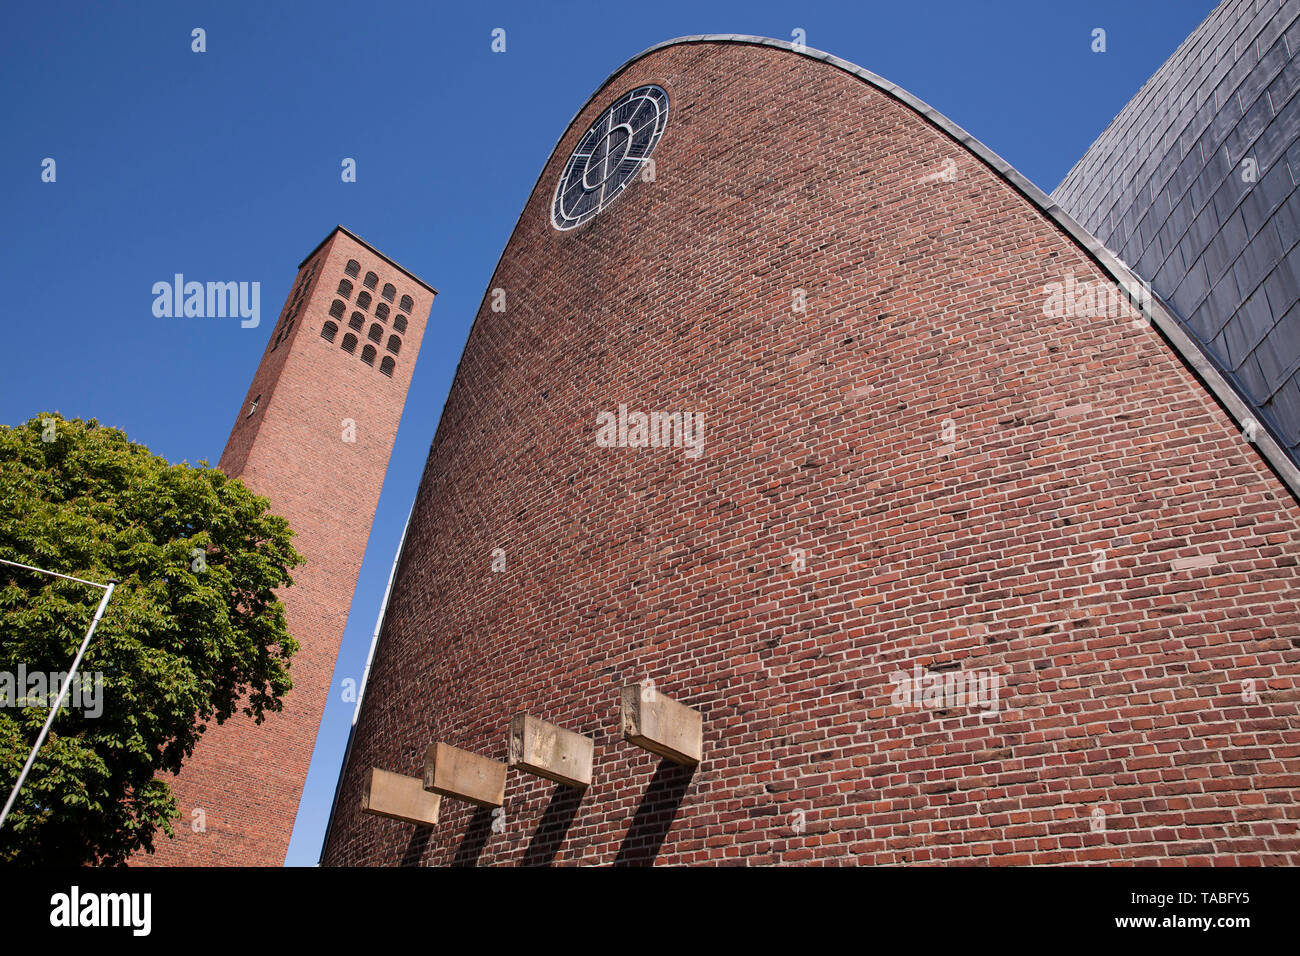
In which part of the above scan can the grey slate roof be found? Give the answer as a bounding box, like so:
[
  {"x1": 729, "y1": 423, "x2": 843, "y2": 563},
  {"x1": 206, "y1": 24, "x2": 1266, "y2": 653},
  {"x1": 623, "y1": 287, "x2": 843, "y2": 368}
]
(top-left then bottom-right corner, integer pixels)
[{"x1": 1054, "y1": 0, "x2": 1300, "y2": 468}]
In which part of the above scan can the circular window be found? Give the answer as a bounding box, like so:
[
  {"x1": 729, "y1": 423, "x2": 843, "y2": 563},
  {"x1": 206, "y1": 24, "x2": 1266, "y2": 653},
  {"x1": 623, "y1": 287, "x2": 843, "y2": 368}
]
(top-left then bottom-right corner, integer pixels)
[{"x1": 552, "y1": 85, "x2": 668, "y2": 231}]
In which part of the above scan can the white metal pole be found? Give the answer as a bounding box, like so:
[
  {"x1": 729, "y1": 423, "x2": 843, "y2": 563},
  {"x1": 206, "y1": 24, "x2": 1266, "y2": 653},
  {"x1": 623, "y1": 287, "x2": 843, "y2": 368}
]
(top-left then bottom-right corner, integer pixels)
[{"x1": 0, "y1": 570, "x2": 116, "y2": 832}]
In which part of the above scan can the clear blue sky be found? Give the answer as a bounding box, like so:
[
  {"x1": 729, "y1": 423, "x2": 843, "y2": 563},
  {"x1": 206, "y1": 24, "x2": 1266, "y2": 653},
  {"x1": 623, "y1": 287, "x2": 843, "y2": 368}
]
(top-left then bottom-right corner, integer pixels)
[{"x1": 0, "y1": 0, "x2": 1218, "y2": 865}]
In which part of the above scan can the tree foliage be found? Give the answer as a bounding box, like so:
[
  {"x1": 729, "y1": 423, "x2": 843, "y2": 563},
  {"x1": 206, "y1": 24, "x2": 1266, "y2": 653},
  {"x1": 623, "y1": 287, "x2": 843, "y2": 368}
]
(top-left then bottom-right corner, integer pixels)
[{"x1": 0, "y1": 414, "x2": 302, "y2": 865}]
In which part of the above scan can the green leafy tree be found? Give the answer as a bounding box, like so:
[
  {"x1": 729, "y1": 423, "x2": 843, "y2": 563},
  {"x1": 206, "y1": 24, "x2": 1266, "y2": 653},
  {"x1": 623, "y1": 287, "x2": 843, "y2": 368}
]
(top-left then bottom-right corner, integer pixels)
[{"x1": 0, "y1": 414, "x2": 302, "y2": 865}]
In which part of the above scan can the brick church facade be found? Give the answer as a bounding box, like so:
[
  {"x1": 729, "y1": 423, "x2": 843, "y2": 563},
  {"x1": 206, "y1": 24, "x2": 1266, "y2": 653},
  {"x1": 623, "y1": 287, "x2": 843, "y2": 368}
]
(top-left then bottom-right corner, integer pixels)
[{"x1": 319, "y1": 34, "x2": 1300, "y2": 865}]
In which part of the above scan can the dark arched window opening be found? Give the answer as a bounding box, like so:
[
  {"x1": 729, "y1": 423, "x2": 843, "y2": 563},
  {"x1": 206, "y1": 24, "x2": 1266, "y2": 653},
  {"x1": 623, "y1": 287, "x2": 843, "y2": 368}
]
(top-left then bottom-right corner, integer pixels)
[
  {"x1": 399, "y1": 294, "x2": 413, "y2": 313},
  {"x1": 375, "y1": 302, "x2": 390, "y2": 321},
  {"x1": 381, "y1": 283, "x2": 396, "y2": 302},
  {"x1": 386, "y1": 335, "x2": 401, "y2": 354},
  {"x1": 341, "y1": 333, "x2": 357, "y2": 354},
  {"x1": 356, "y1": 291, "x2": 372, "y2": 310},
  {"x1": 349, "y1": 311, "x2": 364, "y2": 331},
  {"x1": 361, "y1": 344, "x2": 377, "y2": 366},
  {"x1": 321, "y1": 321, "x2": 338, "y2": 342},
  {"x1": 345, "y1": 259, "x2": 360, "y2": 278},
  {"x1": 329, "y1": 299, "x2": 345, "y2": 319},
  {"x1": 380, "y1": 356, "x2": 395, "y2": 378},
  {"x1": 363, "y1": 271, "x2": 378, "y2": 290},
  {"x1": 368, "y1": 323, "x2": 383, "y2": 343},
  {"x1": 393, "y1": 314, "x2": 408, "y2": 334},
  {"x1": 337, "y1": 279, "x2": 353, "y2": 298}
]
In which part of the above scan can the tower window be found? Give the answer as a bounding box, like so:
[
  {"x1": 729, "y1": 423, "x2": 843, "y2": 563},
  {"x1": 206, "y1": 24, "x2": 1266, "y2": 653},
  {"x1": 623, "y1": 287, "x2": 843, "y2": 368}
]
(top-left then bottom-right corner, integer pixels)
[
  {"x1": 381, "y1": 283, "x2": 396, "y2": 302},
  {"x1": 368, "y1": 323, "x2": 383, "y2": 343},
  {"x1": 349, "y1": 311, "x2": 364, "y2": 331},
  {"x1": 375, "y1": 302, "x2": 390, "y2": 321},
  {"x1": 361, "y1": 344, "x2": 377, "y2": 366},
  {"x1": 393, "y1": 314, "x2": 408, "y2": 334},
  {"x1": 337, "y1": 279, "x2": 353, "y2": 298},
  {"x1": 386, "y1": 334, "x2": 401, "y2": 354},
  {"x1": 356, "y1": 291, "x2": 372, "y2": 310},
  {"x1": 399, "y1": 294, "x2": 414, "y2": 313},
  {"x1": 363, "y1": 271, "x2": 378, "y2": 290},
  {"x1": 380, "y1": 356, "x2": 395, "y2": 378},
  {"x1": 345, "y1": 259, "x2": 360, "y2": 278},
  {"x1": 329, "y1": 299, "x2": 345, "y2": 319},
  {"x1": 341, "y1": 333, "x2": 357, "y2": 354},
  {"x1": 247, "y1": 394, "x2": 260, "y2": 417},
  {"x1": 321, "y1": 321, "x2": 338, "y2": 342}
]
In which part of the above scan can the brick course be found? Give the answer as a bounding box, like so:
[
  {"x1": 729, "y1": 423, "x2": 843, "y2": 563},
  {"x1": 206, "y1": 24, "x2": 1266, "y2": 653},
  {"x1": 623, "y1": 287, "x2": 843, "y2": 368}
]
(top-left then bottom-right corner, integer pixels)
[{"x1": 321, "y1": 40, "x2": 1300, "y2": 866}]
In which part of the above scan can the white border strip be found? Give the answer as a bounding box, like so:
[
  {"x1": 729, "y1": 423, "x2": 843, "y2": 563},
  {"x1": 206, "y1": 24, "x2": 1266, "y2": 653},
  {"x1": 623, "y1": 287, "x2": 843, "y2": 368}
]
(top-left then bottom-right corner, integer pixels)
[{"x1": 317, "y1": 499, "x2": 416, "y2": 863}]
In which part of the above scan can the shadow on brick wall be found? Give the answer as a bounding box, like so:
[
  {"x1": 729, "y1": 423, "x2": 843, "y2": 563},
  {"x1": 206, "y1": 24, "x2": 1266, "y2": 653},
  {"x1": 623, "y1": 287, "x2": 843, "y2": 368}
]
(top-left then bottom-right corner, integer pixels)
[
  {"x1": 612, "y1": 760, "x2": 696, "y2": 867},
  {"x1": 522, "y1": 786, "x2": 585, "y2": 867}
]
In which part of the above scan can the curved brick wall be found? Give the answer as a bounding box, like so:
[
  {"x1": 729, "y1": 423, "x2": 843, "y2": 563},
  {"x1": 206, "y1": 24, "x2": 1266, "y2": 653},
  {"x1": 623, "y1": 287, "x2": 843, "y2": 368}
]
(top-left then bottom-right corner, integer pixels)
[
  {"x1": 1054, "y1": 0, "x2": 1300, "y2": 467},
  {"x1": 322, "y1": 38, "x2": 1300, "y2": 866}
]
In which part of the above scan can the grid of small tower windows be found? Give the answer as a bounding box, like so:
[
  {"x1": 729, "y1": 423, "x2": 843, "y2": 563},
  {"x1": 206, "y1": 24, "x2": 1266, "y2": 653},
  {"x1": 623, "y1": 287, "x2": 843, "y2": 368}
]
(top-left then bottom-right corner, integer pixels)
[
  {"x1": 320, "y1": 258, "x2": 409, "y2": 377},
  {"x1": 270, "y1": 258, "x2": 318, "y2": 352}
]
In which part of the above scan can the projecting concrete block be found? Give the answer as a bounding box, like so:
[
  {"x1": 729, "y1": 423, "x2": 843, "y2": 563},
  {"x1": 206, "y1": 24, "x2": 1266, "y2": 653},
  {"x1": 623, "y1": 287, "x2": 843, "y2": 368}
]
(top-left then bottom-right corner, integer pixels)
[
  {"x1": 423, "y1": 742, "x2": 506, "y2": 808},
  {"x1": 361, "y1": 768, "x2": 441, "y2": 826},
  {"x1": 620, "y1": 683, "x2": 703, "y2": 767},
  {"x1": 507, "y1": 714, "x2": 594, "y2": 789}
]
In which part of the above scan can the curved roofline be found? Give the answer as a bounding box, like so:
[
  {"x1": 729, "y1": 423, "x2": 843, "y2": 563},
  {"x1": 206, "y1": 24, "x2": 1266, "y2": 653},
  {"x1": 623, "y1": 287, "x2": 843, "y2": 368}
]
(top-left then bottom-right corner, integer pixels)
[
  {"x1": 322, "y1": 34, "x2": 1298, "y2": 856},
  {"x1": 549, "y1": 34, "x2": 1297, "y2": 499}
]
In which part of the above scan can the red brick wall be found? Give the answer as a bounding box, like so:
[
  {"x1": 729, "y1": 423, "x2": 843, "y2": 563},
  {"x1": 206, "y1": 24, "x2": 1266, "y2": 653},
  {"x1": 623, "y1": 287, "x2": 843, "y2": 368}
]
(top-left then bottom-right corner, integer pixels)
[
  {"x1": 322, "y1": 41, "x2": 1300, "y2": 866},
  {"x1": 137, "y1": 229, "x2": 433, "y2": 866}
]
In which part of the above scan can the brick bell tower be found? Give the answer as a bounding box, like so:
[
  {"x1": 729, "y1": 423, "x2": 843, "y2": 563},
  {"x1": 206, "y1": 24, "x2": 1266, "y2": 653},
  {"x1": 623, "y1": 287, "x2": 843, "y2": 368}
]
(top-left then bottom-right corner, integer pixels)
[{"x1": 137, "y1": 226, "x2": 434, "y2": 866}]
